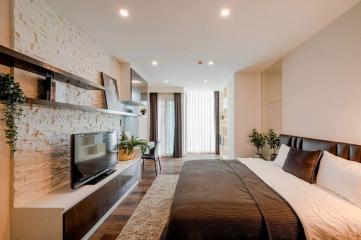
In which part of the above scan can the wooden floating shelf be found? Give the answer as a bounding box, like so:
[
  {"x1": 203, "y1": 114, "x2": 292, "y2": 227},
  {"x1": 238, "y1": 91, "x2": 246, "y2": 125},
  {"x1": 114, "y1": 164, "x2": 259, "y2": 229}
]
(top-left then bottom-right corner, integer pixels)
[
  {"x1": 0, "y1": 45, "x2": 144, "y2": 116},
  {"x1": 0, "y1": 45, "x2": 104, "y2": 90},
  {"x1": 26, "y1": 98, "x2": 139, "y2": 117}
]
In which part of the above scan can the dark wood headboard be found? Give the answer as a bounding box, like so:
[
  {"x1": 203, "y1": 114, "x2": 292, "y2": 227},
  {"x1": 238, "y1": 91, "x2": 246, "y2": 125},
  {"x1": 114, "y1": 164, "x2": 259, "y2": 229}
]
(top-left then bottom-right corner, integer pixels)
[{"x1": 280, "y1": 134, "x2": 361, "y2": 163}]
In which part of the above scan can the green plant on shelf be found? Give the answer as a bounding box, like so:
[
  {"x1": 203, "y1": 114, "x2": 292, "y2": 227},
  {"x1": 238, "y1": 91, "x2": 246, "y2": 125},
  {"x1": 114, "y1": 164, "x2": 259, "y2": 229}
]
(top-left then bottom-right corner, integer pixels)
[
  {"x1": 0, "y1": 74, "x2": 26, "y2": 152},
  {"x1": 140, "y1": 108, "x2": 147, "y2": 116}
]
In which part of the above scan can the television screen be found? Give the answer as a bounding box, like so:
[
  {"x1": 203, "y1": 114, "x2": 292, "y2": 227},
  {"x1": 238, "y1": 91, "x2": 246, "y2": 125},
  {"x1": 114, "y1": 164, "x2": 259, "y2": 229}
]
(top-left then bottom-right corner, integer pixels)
[{"x1": 71, "y1": 131, "x2": 118, "y2": 189}]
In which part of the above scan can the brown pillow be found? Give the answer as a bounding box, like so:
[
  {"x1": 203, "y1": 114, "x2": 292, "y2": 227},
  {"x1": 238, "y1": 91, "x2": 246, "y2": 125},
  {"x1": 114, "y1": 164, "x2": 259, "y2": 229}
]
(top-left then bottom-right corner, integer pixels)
[{"x1": 282, "y1": 147, "x2": 321, "y2": 183}]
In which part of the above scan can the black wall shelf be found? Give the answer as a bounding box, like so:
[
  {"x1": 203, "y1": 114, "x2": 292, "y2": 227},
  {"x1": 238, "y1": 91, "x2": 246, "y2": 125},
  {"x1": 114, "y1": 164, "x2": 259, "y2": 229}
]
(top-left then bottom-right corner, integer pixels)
[
  {"x1": 26, "y1": 98, "x2": 139, "y2": 117},
  {"x1": 0, "y1": 45, "x2": 141, "y2": 116},
  {"x1": 0, "y1": 45, "x2": 104, "y2": 90}
]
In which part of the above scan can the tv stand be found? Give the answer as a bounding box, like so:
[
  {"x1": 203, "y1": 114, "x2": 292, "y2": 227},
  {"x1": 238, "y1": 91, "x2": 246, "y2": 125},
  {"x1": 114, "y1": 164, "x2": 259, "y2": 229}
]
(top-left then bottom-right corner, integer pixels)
[
  {"x1": 12, "y1": 159, "x2": 141, "y2": 240},
  {"x1": 87, "y1": 169, "x2": 116, "y2": 185}
]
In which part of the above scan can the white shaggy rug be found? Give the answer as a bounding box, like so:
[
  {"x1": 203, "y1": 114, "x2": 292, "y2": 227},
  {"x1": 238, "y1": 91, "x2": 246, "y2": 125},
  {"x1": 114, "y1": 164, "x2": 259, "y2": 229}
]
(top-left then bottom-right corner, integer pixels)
[{"x1": 117, "y1": 175, "x2": 179, "y2": 240}]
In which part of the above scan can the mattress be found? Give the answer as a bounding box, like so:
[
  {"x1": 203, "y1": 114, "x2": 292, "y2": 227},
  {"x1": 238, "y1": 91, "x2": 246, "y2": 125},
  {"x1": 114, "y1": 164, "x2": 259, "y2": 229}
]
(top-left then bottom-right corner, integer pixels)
[{"x1": 240, "y1": 158, "x2": 361, "y2": 240}]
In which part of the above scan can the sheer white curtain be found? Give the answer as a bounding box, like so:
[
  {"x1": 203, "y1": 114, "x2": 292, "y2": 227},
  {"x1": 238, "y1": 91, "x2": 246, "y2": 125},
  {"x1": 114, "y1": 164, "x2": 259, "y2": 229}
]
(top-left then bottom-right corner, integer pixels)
[
  {"x1": 158, "y1": 93, "x2": 175, "y2": 156},
  {"x1": 185, "y1": 91, "x2": 215, "y2": 153}
]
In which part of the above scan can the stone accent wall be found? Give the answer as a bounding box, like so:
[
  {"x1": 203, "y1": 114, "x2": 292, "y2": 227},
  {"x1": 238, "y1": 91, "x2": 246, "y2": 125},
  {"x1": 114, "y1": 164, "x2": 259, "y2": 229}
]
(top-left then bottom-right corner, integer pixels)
[
  {"x1": 12, "y1": 0, "x2": 126, "y2": 205},
  {"x1": 14, "y1": 106, "x2": 123, "y2": 205},
  {"x1": 13, "y1": 0, "x2": 123, "y2": 108}
]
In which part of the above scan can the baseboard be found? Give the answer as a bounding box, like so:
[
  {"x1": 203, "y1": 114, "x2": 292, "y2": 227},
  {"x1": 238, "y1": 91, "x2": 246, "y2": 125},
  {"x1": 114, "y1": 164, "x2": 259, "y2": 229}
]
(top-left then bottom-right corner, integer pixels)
[{"x1": 81, "y1": 180, "x2": 140, "y2": 240}]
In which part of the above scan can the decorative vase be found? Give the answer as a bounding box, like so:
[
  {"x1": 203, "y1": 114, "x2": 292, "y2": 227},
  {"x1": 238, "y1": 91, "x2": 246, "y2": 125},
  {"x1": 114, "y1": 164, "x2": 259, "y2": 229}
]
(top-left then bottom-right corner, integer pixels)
[{"x1": 119, "y1": 149, "x2": 135, "y2": 161}]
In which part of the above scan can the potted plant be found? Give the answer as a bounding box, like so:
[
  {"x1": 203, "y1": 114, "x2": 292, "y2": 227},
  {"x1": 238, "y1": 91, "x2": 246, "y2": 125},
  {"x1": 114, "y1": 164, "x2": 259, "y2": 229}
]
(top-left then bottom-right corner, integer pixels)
[
  {"x1": 140, "y1": 108, "x2": 147, "y2": 116},
  {"x1": 0, "y1": 74, "x2": 26, "y2": 152},
  {"x1": 249, "y1": 129, "x2": 265, "y2": 158},
  {"x1": 265, "y1": 129, "x2": 280, "y2": 160},
  {"x1": 117, "y1": 132, "x2": 149, "y2": 161}
]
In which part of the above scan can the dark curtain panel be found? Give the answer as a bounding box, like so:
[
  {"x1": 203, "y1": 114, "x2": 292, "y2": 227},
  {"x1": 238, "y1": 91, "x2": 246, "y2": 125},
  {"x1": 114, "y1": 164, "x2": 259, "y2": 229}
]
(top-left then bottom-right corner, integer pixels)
[
  {"x1": 174, "y1": 93, "x2": 183, "y2": 158},
  {"x1": 149, "y1": 93, "x2": 158, "y2": 141},
  {"x1": 214, "y1": 91, "x2": 220, "y2": 154}
]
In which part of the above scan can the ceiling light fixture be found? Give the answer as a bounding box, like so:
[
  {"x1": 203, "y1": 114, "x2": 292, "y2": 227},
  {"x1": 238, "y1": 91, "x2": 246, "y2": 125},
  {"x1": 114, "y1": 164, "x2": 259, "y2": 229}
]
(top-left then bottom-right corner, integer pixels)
[
  {"x1": 164, "y1": 80, "x2": 168, "y2": 83},
  {"x1": 152, "y1": 60, "x2": 158, "y2": 66},
  {"x1": 204, "y1": 80, "x2": 208, "y2": 83},
  {"x1": 220, "y1": 8, "x2": 230, "y2": 18},
  {"x1": 119, "y1": 9, "x2": 129, "y2": 18},
  {"x1": 208, "y1": 61, "x2": 214, "y2": 65}
]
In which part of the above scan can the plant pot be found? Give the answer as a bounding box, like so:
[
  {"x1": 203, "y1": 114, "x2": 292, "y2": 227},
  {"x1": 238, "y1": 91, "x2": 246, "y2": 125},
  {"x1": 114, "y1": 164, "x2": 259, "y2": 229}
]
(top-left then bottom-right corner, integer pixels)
[{"x1": 119, "y1": 149, "x2": 135, "y2": 161}]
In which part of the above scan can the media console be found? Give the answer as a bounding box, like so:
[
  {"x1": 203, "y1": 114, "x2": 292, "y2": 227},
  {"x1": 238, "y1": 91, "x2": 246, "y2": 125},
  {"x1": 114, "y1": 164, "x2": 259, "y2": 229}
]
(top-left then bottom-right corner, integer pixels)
[{"x1": 12, "y1": 158, "x2": 142, "y2": 240}]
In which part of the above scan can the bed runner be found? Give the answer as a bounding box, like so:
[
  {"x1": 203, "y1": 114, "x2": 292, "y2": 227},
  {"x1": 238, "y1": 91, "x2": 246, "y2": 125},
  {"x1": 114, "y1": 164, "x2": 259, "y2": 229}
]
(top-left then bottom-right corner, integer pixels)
[{"x1": 163, "y1": 159, "x2": 305, "y2": 240}]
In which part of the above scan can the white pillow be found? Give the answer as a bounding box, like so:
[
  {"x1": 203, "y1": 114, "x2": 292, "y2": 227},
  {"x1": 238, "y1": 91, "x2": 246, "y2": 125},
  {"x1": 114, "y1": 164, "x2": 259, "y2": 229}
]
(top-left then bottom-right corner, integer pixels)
[
  {"x1": 273, "y1": 144, "x2": 290, "y2": 168},
  {"x1": 317, "y1": 151, "x2": 361, "y2": 208}
]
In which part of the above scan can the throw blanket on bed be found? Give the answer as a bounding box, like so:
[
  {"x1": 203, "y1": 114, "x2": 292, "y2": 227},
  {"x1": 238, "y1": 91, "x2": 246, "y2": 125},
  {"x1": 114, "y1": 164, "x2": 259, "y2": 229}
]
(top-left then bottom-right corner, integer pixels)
[{"x1": 162, "y1": 160, "x2": 305, "y2": 240}]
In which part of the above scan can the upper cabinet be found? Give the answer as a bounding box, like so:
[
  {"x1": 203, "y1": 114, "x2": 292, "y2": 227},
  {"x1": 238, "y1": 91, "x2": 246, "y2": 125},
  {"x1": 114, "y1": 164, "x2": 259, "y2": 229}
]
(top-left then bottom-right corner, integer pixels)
[
  {"x1": 130, "y1": 69, "x2": 148, "y2": 106},
  {"x1": 116, "y1": 64, "x2": 148, "y2": 106},
  {"x1": 117, "y1": 62, "x2": 132, "y2": 101}
]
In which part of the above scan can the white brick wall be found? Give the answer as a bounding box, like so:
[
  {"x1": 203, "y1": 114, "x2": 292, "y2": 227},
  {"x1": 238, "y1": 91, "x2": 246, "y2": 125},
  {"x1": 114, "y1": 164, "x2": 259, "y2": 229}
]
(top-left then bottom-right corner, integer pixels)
[
  {"x1": 12, "y1": 0, "x2": 127, "y2": 205},
  {"x1": 14, "y1": 106, "x2": 123, "y2": 205},
  {"x1": 13, "y1": 0, "x2": 121, "y2": 87}
]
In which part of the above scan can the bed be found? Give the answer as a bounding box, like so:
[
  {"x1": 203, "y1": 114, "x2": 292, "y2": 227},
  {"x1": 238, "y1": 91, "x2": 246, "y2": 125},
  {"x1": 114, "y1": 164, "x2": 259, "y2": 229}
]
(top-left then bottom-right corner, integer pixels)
[{"x1": 162, "y1": 135, "x2": 361, "y2": 240}]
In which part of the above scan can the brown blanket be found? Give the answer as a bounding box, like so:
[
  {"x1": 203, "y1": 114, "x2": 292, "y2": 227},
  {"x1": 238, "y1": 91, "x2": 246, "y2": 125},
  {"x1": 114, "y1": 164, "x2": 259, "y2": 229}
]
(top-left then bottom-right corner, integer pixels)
[{"x1": 163, "y1": 160, "x2": 305, "y2": 240}]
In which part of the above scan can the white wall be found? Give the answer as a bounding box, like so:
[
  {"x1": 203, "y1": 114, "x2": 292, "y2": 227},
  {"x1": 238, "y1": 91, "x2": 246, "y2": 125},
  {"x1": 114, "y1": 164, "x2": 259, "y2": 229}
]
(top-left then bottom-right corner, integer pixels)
[
  {"x1": 283, "y1": 2, "x2": 361, "y2": 144},
  {"x1": 227, "y1": 72, "x2": 262, "y2": 158}
]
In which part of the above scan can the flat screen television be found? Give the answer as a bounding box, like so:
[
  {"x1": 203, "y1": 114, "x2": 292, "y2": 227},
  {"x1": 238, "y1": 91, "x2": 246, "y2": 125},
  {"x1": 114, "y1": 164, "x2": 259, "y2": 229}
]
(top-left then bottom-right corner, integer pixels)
[{"x1": 71, "y1": 131, "x2": 118, "y2": 189}]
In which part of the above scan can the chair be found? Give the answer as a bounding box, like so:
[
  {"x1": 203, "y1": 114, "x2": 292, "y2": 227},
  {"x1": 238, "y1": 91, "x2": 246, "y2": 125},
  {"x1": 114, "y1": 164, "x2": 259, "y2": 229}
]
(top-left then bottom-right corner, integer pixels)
[{"x1": 141, "y1": 141, "x2": 161, "y2": 176}]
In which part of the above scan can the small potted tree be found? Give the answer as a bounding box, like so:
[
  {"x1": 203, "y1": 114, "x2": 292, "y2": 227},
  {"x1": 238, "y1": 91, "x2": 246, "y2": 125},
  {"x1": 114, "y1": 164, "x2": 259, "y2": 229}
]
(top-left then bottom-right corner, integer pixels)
[
  {"x1": 117, "y1": 132, "x2": 149, "y2": 161},
  {"x1": 249, "y1": 129, "x2": 265, "y2": 158},
  {"x1": 265, "y1": 129, "x2": 280, "y2": 160}
]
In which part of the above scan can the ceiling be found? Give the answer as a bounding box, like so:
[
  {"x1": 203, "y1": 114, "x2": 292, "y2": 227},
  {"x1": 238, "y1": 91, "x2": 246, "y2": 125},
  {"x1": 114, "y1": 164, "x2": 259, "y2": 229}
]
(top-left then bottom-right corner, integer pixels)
[{"x1": 46, "y1": 0, "x2": 359, "y2": 90}]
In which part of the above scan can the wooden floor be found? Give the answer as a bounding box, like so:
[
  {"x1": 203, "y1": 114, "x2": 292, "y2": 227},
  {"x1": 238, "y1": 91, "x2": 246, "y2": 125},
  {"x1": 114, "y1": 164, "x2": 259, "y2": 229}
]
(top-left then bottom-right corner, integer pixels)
[{"x1": 90, "y1": 154, "x2": 219, "y2": 240}]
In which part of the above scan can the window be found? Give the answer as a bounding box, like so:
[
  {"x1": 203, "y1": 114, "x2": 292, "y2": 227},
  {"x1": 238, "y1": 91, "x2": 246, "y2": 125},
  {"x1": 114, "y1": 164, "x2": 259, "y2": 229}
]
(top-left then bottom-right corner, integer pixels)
[
  {"x1": 157, "y1": 93, "x2": 175, "y2": 156},
  {"x1": 185, "y1": 91, "x2": 215, "y2": 153}
]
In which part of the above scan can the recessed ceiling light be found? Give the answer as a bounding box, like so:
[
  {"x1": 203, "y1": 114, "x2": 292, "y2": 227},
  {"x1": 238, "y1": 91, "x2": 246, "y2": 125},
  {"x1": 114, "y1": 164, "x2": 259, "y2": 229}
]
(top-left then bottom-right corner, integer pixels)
[
  {"x1": 152, "y1": 60, "x2": 158, "y2": 66},
  {"x1": 208, "y1": 61, "x2": 214, "y2": 66},
  {"x1": 164, "y1": 80, "x2": 168, "y2": 83},
  {"x1": 204, "y1": 80, "x2": 208, "y2": 83},
  {"x1": 119, "y1": 9, "x2": 129, "y2": 18},
  {"x1": 220, "y1": 8, "x2": 230, "y2": 18}
]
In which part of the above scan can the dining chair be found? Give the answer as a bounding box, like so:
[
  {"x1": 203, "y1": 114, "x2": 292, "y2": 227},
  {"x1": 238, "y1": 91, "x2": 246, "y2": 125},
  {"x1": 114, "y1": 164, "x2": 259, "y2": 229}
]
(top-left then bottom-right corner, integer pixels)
[{"x1": 141, "y1": 141, "x2": 161, "y2": 176}]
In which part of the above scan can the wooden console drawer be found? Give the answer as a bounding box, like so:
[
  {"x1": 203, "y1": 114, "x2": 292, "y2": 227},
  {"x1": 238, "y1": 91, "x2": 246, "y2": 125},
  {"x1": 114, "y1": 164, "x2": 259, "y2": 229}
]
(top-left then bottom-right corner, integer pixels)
[{"x1": 63, "y1": 161, "x2": 140, "y2": 240}]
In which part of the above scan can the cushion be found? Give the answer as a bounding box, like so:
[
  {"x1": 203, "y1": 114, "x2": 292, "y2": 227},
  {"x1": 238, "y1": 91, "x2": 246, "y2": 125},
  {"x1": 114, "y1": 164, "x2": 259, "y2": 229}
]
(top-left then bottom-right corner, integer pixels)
[
  {"x1": 317, "y1": 151, "x2": 361, "y2": 208},
  {"x1": 282, "y1": 147, "x2": 321, "y2": 183},
  {"x1": 273, "y1": 144, "x2": 290, "y2": 168}
]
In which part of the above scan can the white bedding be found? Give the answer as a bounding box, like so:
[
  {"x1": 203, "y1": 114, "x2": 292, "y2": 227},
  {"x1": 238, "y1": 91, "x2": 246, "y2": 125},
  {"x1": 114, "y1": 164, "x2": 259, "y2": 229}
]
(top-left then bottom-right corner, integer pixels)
[{"x1": 238, "y1": 158, "x2": 361, "y2": 240}]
